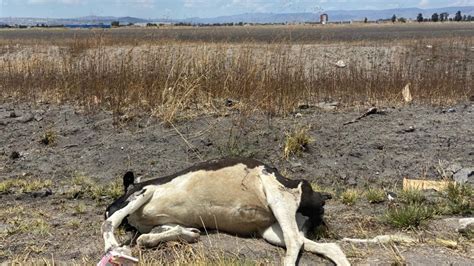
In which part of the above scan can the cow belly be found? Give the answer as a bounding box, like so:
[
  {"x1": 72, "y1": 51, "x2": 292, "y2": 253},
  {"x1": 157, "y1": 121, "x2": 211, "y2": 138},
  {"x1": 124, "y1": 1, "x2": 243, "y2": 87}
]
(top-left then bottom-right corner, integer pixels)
[{"x1": 128, "y1": 165, "x2": 275, "y2": 235}]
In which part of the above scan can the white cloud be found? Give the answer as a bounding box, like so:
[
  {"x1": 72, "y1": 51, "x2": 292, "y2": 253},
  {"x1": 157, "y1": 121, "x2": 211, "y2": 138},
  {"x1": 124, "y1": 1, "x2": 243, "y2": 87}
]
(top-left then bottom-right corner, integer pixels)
[
  {"x1": 115, "y1": 0, "x2": 155, "y2": 8},
  {"x1": 27, "y1": 0, "x2": 82, "y2": 4},
  {"x1": 418, "y1": 0, "x2": 430, "y2": 7},
  {"x1": 452, "y1": 0, "x2": 474, "y2": 5}
]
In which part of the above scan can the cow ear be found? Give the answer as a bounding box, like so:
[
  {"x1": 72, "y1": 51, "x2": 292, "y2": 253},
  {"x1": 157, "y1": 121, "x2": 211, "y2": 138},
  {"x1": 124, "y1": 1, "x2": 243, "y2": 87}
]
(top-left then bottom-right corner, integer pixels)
[{"x1": 123, "y1": 171, "x2": 135, "y2": 192}]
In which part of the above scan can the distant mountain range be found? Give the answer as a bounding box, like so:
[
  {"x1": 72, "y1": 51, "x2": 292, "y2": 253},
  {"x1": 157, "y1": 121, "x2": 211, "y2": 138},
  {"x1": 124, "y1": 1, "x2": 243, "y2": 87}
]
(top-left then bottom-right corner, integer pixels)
[{"x1": 1, "y1": 6, "x2": 473, "y2": 25}]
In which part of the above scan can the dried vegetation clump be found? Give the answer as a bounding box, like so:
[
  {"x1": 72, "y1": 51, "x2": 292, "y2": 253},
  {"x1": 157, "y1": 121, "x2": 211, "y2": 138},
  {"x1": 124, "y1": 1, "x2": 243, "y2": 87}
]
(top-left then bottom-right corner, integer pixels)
[{"x1": 0, "y1": 29, "x2": 472, "y2": 124}]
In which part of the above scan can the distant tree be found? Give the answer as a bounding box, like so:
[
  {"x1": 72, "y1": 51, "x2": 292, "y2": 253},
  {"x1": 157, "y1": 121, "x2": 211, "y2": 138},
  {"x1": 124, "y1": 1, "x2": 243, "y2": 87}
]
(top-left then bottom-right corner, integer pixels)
[
  {"x1": 111, "y1": 21, "x2": 120, "y2": 27},
  {"x1": 417, "y1": 13, "x2": 423, "y2": 22},
  {"x1": 440, "y1": 12, "x2": 449, "y2": 22},
  {"x1": 454, "y1": 11, "x2": 462, "y2": 21},
  {"x1": 462, "y1": 15, "x2": 467, "y2": 21},
  {"x1": 391, "y1": 14, "x2": 397, "y2": 23},
  {"x1": 468, "y1": 15, "x2": 472, "y2": 21},
  {"x1": 364, "y1": 17, "x2": 368, "y2": 23},
  {"x1": 398, "y1": 17, "x2": 407, "y2": 23},
  {"x1": 432, "y1": 13, "x2": 439, "y2": 22}
]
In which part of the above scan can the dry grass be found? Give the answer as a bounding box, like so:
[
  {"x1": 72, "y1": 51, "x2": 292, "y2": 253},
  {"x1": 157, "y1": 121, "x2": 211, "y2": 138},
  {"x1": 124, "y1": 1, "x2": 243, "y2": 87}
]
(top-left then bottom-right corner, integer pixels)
[
  {"x1": 0, "y1": 178, "x2": 52, "y2": 194},
  {"x1": 340, "y1": 189, "x2": 359, "y2": 206},
  {"x1": 383, "y1": 203, "x2": 433, "y2": 229},
  {"x1": 283, "y1": 126, "x2": 313, "y2": 159},
  {"x1": 365, "y1": 188, "x2": 386, "y2": 204},
  {"x1": 0, "y1": 30, "x2": 472, "y2": 123},
  {"x1": 438, "y1": 183, "x2": 473, "y2": 216},
  {"x1": 67, "y1": 173, "x2": 122, "y2": 200}
]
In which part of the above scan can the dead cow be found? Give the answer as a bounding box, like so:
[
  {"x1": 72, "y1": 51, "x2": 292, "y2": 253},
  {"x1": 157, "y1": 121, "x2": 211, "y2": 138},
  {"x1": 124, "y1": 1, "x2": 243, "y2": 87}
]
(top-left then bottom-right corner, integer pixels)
[{"x1": 102, "y1": 158, "x2": 349, "y2": 265}]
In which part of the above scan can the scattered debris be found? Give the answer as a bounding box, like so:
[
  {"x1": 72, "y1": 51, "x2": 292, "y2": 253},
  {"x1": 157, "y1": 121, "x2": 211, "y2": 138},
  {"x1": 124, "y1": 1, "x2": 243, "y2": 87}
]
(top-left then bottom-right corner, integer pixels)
[
  {"x1": 315, "y1": 101, "x2": 339, "y2": 111},
  {"x1": 9, "y1": 111, "x2": 18, "y2": 118},
  {"x1": 453, "y1": 168, "x2": 473, "y2": 185},
  {"x1": 458, "y1": 218, "x2": 474, "y2": 239},
  {"x1": 16, "y1": 113, "x2": 34, "y2": 123},
  {"x1": 9, "y1": 151, "x2": 20, "y2": 160},
  {"x1": 225, "y1": 98, "x2": 238, "y2": 107},
  {"x1": 402, "y1": 83, "x2": 413, "y2": 103},
  {"x1": 335, "y1": 60, "x2": 346, "y2": 68},
  {"x1": 397, "y1": 126, "x2": 415, "y2": 133},
  {"x1": 342, "y1": 234, "x2": 416, "y2": 244},
  {"x1": 434, "y1": 238, "x2": 457, "y2": 249},
  {"x1": 297, "y1": 103, "x2": 311, "y2": 110},
  {"x1": 458, "y1": 218, "x2": 474, "y2": 229},
  {"x1": 34, "y1": 114, "x2": 43, "y2": 121},
  {"x1": 426, "y1": 45, "x2": 433, "y2": 49},
  {"x1": 343, "y1": 107, "x2": 377, "y2": 125},
  {"x1": 441, "y1": 108, "x2": 456, "y2": 113},
  {"x1": 30, "y1": 188, "x2": 53, "y2": 198},
  {"x1": 445, "y1": 163, "x2": 462, "y2": 178},
  {"x1": 294, "y1": 113, "x2": 303, "y2": 118},
  {"x1": 402, "y1": 178, "x2": 451, "y2": 191}
]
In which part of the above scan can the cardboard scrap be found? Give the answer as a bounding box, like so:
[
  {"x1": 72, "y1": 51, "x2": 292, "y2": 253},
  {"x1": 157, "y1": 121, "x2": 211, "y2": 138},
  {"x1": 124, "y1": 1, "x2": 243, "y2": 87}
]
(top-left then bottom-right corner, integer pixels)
[
  {"x1": 403, "y1": 177, "x2": 452, "y2": 191},
  {"x1": 402, "y1": 83, "x2": 413, "y2": 103}
]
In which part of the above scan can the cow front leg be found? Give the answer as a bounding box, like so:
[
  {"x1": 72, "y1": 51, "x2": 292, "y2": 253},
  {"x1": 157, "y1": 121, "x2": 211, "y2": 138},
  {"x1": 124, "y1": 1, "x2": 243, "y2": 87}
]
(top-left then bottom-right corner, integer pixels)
[
  {"x1": 260, "y1": 214, "x2": 350, "y2": 266},
  {"x1": 102, "y1": 188, "x2": 153, "y2": 252},
  {"x1": 259, "y1": 171, "x2": 303, "y2": 266},
  {"x1": 137, "y1": 225, "x2": 201, "y2": 248}
]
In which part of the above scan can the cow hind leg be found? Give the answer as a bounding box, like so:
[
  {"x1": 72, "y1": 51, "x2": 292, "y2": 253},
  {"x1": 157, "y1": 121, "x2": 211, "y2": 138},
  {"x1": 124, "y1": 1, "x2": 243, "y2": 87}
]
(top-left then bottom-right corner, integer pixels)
[{"x1": 136, "y1": 225, "x2": 201, "y2": 249}]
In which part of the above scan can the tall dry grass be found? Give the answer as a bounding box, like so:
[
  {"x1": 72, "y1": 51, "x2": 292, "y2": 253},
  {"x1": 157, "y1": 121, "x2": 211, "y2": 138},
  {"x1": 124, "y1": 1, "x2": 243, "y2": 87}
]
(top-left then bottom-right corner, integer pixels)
[{"x1": 0, "y1": 32, "x2": 472, "y2": 123}]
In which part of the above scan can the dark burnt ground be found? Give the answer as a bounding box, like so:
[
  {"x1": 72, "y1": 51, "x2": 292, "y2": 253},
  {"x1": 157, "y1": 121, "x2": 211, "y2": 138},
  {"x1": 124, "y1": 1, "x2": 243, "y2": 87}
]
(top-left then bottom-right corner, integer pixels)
[{"x1": 0, "y1": 102, "x2": 473, "y2": 264}]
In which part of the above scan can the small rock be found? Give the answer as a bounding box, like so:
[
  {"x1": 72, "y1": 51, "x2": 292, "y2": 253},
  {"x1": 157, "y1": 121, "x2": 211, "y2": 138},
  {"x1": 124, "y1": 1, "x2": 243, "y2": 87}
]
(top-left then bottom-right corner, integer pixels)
[
  {"x1": 34, "y1": 114, "x2": 43, "y2": 121},
  {"x1": 30, "y1": 188, "x2": 53, "y2": 198},
  {"x1": 294, "y1": 113, "x2": 303, "y2": 118},
  {"x1": 458, "y1": 218, "x2": 474, "y2": 239},
  {"x1": 289, "y1": 162, "x2": 302, "y2": 168},
  {"x1": 453, "y1": 168, "x2": 474, "y2": 184},
  {"x1": 446, "y1": 163, "x2": 462, "y2": 174},
  {"x1": 16, "y1": 113, "x2": 34, "y2": 123},
  {"x1": 9, "y1": 151, "x2": 20, "y2": 160},
  {"x1": 298, "y1": 104, "x2": 311, "y2": 110},
  {"x1": 426, "y1": 45, "x2": 433, "y2": 49},
  {"x1": 9, "y1": 111, "x2": 17, "y2": 118},
  {"x1": 335, "y1": 60, "x2": 346, "y2": 68},
  {"x1": 398, "y1": 126, "x2": 415, "y2": 133},
  {"x1": 347, "y1": 177, "x2": 357, "y2": 186},
  {"x1": 201, "y1": 139, "x2": 213, "y2": 146},
  {"x1": 349, "y1": 151, "x2": 362, "y2": 158},
  {"x1": 225, "y1": 98, "x2": 237, "y2": 107}
]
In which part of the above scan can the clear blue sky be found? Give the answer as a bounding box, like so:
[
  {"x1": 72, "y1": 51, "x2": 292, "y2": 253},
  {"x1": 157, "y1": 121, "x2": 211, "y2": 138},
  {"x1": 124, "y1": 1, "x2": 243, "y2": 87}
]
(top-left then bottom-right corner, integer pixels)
[{"x1": 1, "y1": 0, "x2": 472, "y2": 19}]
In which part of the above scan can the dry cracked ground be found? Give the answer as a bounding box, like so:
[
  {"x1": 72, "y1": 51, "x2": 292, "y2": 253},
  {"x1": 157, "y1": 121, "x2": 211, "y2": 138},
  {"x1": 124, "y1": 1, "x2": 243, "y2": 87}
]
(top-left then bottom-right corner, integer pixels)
[{"x1": 0, "y1": 101, "x2": 473, "y2": 265}]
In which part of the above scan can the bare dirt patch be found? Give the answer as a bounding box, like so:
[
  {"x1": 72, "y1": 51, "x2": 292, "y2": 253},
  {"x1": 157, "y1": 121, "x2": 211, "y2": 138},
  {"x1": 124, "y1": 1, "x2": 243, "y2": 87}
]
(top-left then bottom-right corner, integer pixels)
[{"x1": 1, "y1": 101, "x2": 473, "y2": 264}]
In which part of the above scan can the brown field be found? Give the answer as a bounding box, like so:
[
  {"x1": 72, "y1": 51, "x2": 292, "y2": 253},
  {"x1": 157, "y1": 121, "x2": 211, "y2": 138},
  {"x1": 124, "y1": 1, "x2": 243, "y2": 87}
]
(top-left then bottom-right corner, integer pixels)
[
  {"x1": 0, "y1": 24, "x2": 473, "y2": 265},
  {"x1": 1, "y1": 23, "x2": 474, "y2": 44}
]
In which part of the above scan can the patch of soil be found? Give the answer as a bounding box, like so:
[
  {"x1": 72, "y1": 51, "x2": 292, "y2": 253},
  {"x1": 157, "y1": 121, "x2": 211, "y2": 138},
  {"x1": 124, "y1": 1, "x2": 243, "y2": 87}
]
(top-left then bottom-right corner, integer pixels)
[{"x1": 0, "y1": 102, "x2": 473, "y2": 264}]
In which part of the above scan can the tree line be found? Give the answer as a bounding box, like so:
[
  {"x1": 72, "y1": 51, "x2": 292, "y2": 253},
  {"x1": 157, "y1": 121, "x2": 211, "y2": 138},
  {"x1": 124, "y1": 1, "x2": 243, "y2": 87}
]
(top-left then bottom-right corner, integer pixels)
[{"x1": 415, "y1": 11, "x2": 473, "y2": 22}]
